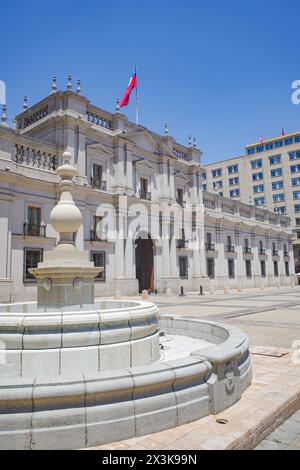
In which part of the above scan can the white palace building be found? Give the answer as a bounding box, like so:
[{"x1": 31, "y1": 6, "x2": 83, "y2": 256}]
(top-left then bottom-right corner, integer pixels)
[{"x1": 0, "y1": 79, "x2": 296, "y2": 302}]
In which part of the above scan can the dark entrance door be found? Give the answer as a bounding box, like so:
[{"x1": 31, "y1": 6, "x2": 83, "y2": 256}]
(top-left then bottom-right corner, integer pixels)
[{"x1": 135, "y1": 235, "x2": 154, "y2": 293}]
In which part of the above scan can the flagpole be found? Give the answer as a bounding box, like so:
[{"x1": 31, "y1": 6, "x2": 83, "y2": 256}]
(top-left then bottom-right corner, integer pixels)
[{"x1": 135, "y1": 63, "x2": 139, "y2": 125}]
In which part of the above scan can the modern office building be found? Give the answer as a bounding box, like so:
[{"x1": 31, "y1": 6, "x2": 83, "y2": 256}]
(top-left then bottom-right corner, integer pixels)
[
  {"x1": 0, "y1": 80, "x2": 295, "y2": 302},
  {"x1": 203, "y1": 132, "x2": 300, "y2": 273}
]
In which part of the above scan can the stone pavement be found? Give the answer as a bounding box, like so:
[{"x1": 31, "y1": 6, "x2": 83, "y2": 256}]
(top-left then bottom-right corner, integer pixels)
[
  {"x1": 255, "y1": 410, "x2": 300, "y2": 450},
  {"x1": 87, "y1": 351, "x2": 300, "y2": 450},
  {"x1": 101, "y1": 286, "x2": 300, "y2": 349},
  {"x1": 88, "y1": 287, "x2": 300, "y2": 450}
]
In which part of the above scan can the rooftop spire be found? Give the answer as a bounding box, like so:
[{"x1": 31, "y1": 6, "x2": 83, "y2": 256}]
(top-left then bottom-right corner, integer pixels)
[
  {"x1": 23, "y1": 96, "x2": 28, "y2": 111},
  {"x1": 1, "y1": 105, "x2": 8, "y2": 127},
  {"x1": 76, "y1": 80, "x2": 81, "y2": 94},
  {"x1": 12, "y1": 115, "x2": 17, "y2": 130},
  {"x1": 51, "y1": 76, "x2": 57, "y2": 94},
  {"x1": 188, "y1": 134, "x2": 192, "y2": 147},
  {"x1": 116, "y1": 98, "x2": 120, "y2": 113},
  {"x1": 193, "y1": 137, "x2": 197, "y2": 148},
  {"x1": 164, "y1": 123, "x2": 168, "y2": 136},
  {"x1": 67, "y1": 74, "x2": 72, "y2": 91}
]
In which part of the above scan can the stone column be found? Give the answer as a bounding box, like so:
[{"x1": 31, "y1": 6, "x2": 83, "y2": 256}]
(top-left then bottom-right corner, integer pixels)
[
  {"x1": 114, "y1": 214, "x2": 125, "y2": 279},
  {"x1": 0, "y1": 194, "x2": 13, "y2": 302},
  {"x1": 215, "y1": 226, "x2": 227, "y2": 289},
  {"x1": 113, "y1": 143, "x2": 126, "y2": 194},
  {"x1": 76, "y1": 130, "x2": 87, "y2": 180},
  {"x1": 161, "y1": 206, "x2": 170, "y2": 279},
  {"x1": 125, "y1": 144, "x2": 134, "y2": 194},
  {"x1": 169, "y1": 162, "x2": 175, "y2": 200}
]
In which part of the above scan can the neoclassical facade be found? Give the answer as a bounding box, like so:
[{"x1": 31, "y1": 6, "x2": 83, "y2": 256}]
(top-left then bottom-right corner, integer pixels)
[{"x1": 0, "y1": 83, "x2": 296, "y2": 302}]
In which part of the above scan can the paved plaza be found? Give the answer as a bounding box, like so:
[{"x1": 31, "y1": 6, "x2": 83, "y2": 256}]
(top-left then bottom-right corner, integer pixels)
[
  {"x1": 90, "y1": 286, "x2": 300, "y2": 450},
  {"x1": 101, "y1": 286, "x2": 300, "y2": 349}
]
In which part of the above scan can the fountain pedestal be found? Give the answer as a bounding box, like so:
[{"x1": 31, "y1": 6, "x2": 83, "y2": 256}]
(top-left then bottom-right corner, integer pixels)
[{"x1": 31, "y1": 151, "x2": 101, "y2": 309}]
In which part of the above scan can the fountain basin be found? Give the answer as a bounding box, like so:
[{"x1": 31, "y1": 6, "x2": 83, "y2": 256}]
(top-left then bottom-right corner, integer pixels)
[
  {"x1": 0, "y1": 300, "x2": 160, "y2": 376},
  {"x1": 0, "y1": 306, "x2": 252, "y2": 450}
]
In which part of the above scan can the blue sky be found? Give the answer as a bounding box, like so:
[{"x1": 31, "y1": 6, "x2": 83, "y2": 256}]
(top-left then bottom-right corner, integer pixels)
[{"x1": 1, "y1": 0, "x2": 299, "y2": 163}]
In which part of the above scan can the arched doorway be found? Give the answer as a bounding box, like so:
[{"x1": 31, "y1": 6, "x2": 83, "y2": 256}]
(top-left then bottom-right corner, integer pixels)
[{"x1": 135, "y1": 234, "x2": 154, "y2": 293}]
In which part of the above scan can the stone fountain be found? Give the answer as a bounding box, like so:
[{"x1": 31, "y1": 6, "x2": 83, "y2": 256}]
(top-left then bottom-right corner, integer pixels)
[{"x1": 0, "y1": 152, "x2": 252, "y2": 450}]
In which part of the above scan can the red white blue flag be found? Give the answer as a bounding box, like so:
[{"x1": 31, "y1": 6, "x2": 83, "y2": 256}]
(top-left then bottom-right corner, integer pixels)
[{"x1": 120, "y1": 68, "x2": 137, "y2": 108}]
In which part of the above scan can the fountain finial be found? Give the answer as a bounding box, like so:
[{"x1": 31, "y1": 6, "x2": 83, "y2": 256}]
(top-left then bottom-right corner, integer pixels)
[
  {"x1": 31, "y1": 149, "x2": 102, "y2": 308},
  {"x1": 49, "y1": 151, "x2": 81, "y2": 244}
]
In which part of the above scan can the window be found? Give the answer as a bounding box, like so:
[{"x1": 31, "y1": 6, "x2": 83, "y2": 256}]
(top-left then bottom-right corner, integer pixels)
[
  {"x1": 273, "y1": 193, "x2": 285, "y2": 203},
  {"x1": 213, "y1": 180, "x2": 223, "y2": 189},
  {"x1": 293, "y1": 191, "x2": 300, "y2": 200},
  {"x1": 292, "y1": 177, "x2": 300, "y2": 187},
  {"x1": 26, "y1": 206, "x2": 42, "y2": 236},
  {"x1": 285, "y1": 138, "x2": 293, "y2": 145},
  {"x1": 285, "y1": 262, "x2": 290, "y2": 276},
  {"x1": 259, "y1": 240, "x2": 265, "y2": 255},
  {"x1": 230, "y1": 189, "x2": 240, "y2": 198},
  {"x1": 272, "y1": 180, "x2": 284, "y2": 190},
  {"x1": 252, "y1": 172, "x2": 264, "y2": 181},
  {"x1": 260, "y1": 260, "x2": 266, "y2": 277},
  {"x1": 228, "y1": 259, "x2": 235, "y2": 279},
  {"x1": 244, "y1": 238, "x2": 251, "y2": 254},
  {"x1": 289, "y1": 151, "x2": 300, "y2": 161},
  {"x1": 254, "y1": 196, "x2": 265, "y2": 206},
  {"x1": 228, "y1": 164, "x2": 239, "y2": 174},
  {"x1": 23, "y1": 248, "x2": 43, "y2": 282},
  {"x1": 91, "y1": 163, "x2": 105, "y2": 189},
  {"x1": 176, "y1": 188, "x2": 184, "y2": 206},
  {"x1": 295, "y1": 136, "x2": 300, "y2": 143},
  {"x1": 266, "y1": 143, "x2": 274, "y2": 150},
  {"x1": 271, "y1": 168, "x2": 282, "y2": 178},
  {"x1": 245, "y1": 260, "x2": 252, "y2": 278},
  {"x1": 179, "y1": 256, "x2": 188, "y2": 279},
  {"x1": 291, "y1": 164, "x2": 300, "y2": 174},
  {"x1": 140, "y1": 178, "x2": 150, "y2": 200},
  {"x1": 247, "y1": 147, "x2": 255, "y2": 155},
  {"x1": 295, "y1": 205, "x2": 300, "y2": 213},
  {"x1": 201, "y1": 172, "x2": 207, "y2": 180},
  {"x1": 219, "y1": 192, "x2": 223, "y2": 196},
  {"x1": 253, "y1": 184, "x2": 264, "y2": 194},
  {"x1": 92, "y1": 215, "x2": 104, "y2": 240},
  {"x1": 296, "y1": 218, "x2": 300, "y2": 226},
  {"x1": 229, "y1": 177, "x2": 239, "y2": 186},
  {"x1": 251, "y1": 160, "x2": 262, "y2": 170},
  {"x1": 207, "y1": 258, "x2": 215, "y2": 279},
  {"x1": 206, "y1": 233, "x2": 215, "y2": 251},
  {"x1": 212, "y1": 168, "x2": 222, "y2": 178},
  {"x1": 269, "y1": 155, "x2": 281, "y2": 165},
  {"x1": 91, "y1": 251, "x2": 106, "y2": 281},
  {"x1": 256, "y1": 145, "x2": 264, "y2": 153},
  {"x1": 277, "y1": 206, "x2": 286, "y2": 214},
  {"x1": 273, "y1": 260, "x2": 279, "y2": 277},
  {"x1": 275, "y1": 140, "x2": 283, "y2": 148},
  {"x1": 202, "y1": 184, "x2": 207, "y2": 191}
]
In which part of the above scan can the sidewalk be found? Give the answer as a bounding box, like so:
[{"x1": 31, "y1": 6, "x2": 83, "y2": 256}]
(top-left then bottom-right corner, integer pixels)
[{"x1": 87, "y1": 350, "x2": 300, "y2": 450}]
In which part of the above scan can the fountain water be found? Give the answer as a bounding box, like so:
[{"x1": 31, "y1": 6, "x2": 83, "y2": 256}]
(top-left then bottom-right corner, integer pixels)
[{"x1": 0, "y1": 152, "x2": 252, "y2": 450}]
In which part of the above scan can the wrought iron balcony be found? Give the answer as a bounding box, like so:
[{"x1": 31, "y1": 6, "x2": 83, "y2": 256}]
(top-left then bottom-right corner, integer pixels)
[
  {"x1": 272, "y1": 249, "x2": 278, "y2": 256},
  {"x1": 176, "y1": 198, "x2": 186, "y2": 208},
  {"x1": 23, "y1": 223, "x2": 46, "y2": 237},
  {"x1": 91, "y1": 177, "x2": 107, "y2": 190},
  {"x1": 176, "y1": 239, "x2": 187, "y2": 249},
  {"x1": 243, "y1": 247, "x2": 252, "y2": 254},
  {"x1": 259, "y1": 248, "x2": 266, "y2": 255},
  {"x1": 284, "y1": 250, "x2": 289, "y2": 257},
  {"x1": 205, "y1": 242, "x2": 215, "y2": 251},
  {"x1": 139, "y1": 190, "x2": 151, "y2": 201},
  {"x1": 226, "y1": 245, "x2": 235, "y2": 253}
]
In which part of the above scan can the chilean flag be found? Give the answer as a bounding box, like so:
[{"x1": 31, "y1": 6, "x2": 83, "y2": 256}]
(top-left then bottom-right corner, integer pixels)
[{"x1": 120, "y1": 69, "x2": 137, "y2": 108}]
